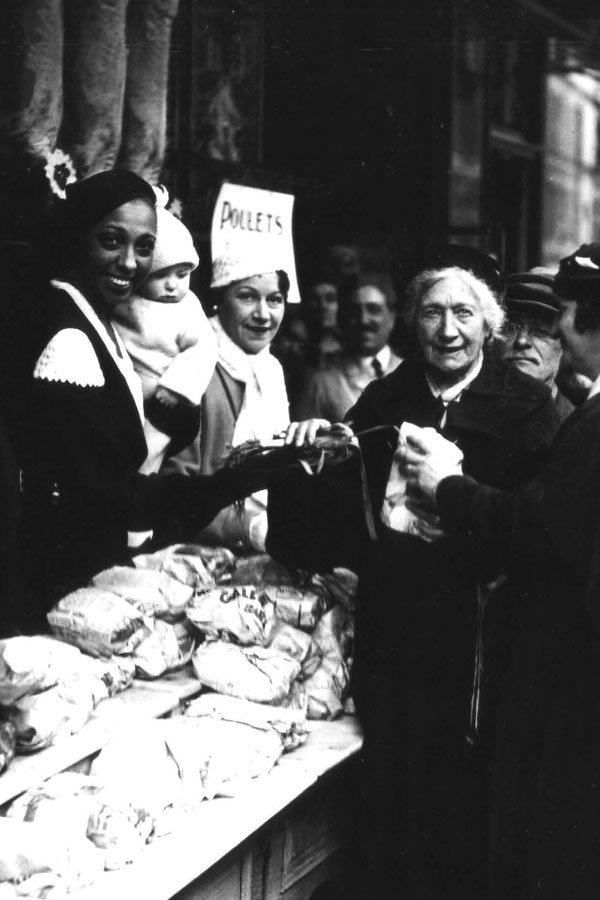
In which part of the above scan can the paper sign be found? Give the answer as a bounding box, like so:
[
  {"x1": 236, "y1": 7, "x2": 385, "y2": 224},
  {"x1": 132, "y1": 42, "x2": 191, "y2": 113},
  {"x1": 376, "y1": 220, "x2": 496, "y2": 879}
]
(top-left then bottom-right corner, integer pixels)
[{"x1": 210, "y1": 182, "x2": 300, "y2": 303}]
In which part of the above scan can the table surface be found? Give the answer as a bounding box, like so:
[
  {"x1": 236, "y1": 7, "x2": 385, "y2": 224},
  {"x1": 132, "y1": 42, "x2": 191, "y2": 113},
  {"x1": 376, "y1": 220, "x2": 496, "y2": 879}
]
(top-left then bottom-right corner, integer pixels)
[
  {"x1": 72, "y1": 716, "x2": 363, "y2": 900},
  {"x1": 0, "y1": 668, "x2": 203, "y2": 810},
  {"x1": 0, "y1": 668, "x2": 363, "y2": 900}
]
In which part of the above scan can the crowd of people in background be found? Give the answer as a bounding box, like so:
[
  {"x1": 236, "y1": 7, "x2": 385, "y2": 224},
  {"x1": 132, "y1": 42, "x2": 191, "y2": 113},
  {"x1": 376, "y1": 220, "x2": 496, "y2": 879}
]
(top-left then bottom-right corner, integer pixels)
[
  {"x1": 273, "y1": 241, "x2": 584, "y2": 428},
  {"x1": 1, "y1": 167, "x2": 600, "y2": 900}
]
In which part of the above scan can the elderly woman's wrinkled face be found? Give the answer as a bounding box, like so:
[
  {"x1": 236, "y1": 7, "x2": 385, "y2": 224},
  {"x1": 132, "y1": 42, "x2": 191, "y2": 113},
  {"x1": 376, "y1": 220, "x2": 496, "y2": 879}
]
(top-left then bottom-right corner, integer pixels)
[
  {"x1": 415, "y1": 276, "x2": 489, "y2": 385},
  {"x1": 79, "y1": 199, "x2": 156, "y2": 310},
  {"x1": 219, "y1": 272, "x2": 286, "y2": 354}
]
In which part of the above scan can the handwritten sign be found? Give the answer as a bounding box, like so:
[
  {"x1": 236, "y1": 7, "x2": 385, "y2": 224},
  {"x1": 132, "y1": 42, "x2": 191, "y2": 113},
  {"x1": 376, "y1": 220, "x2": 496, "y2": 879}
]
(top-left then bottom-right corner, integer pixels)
[{"x1": 210, "y1": 182, "x2": 300, "y2": 302}]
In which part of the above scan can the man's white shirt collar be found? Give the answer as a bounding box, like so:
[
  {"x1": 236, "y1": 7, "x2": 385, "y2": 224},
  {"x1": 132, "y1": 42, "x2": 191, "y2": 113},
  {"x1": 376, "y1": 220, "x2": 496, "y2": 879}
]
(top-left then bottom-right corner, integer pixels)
[
  {"x1": 354, "y1": 344, "x2": 391, "y2": 373},
  {"x1": 586, "y1": 371, "x2": 600, "y2": 402}
]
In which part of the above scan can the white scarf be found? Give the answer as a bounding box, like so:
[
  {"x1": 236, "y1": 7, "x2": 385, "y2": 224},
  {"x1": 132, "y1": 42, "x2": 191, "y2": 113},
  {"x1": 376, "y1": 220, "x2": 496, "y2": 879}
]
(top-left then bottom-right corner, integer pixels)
[{"x1": 211, "y1": 317, "x2": 290, "y2": 446}]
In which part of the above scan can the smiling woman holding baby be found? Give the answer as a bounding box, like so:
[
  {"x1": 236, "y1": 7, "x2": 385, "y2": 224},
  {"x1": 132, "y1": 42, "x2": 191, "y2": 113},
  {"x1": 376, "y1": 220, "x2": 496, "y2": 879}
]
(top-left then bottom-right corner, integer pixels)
[
  {"x1": 13, "y1": 170, "x2": 267, "y2": 633},
  {"x1": 268, "y1": 245, "x2": 562, "y2": 900}
]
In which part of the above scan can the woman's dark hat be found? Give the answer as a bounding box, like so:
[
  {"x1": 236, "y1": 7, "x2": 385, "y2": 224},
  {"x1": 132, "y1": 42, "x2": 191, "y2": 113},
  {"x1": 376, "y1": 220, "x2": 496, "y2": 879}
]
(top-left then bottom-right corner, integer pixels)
[
  {"x1": 402, "y1": 244, "x2": 505, "y2": 298},
  {"x1": 555, "y1": 243, "x2": 600, "y2": 302},
  {"x1": 63, "y1": 169, "x2": 156, "y2": 232},
  {"x1": 505, "y1": 272, "x2": 560, "y2": 317}
]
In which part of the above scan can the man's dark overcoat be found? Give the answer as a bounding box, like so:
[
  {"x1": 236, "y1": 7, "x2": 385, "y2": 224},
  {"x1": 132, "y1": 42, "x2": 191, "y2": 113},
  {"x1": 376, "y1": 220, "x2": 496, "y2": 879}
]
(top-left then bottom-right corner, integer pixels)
[{"x1": 437, "y1": 392, "x2": 600, "y2": 900}]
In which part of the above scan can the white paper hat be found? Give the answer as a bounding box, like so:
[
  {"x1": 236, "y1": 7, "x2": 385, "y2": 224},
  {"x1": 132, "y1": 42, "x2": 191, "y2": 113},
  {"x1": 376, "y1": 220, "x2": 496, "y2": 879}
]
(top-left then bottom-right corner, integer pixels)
[
  {"x1": 209, "y1": 183, "x2": 300, "y2": 301},
  {"x1": 211, "y1": 248, "x2": 286, "y2": 289}
]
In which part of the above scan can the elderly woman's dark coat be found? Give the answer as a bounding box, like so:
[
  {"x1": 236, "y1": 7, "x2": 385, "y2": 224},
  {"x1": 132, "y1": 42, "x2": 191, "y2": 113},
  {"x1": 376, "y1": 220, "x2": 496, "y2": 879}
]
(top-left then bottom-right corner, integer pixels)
[
  {"x1": 268, "y1": 352, "x2": 561, "y2": 900},
  {"x1": 436, "y1": 391, "x2": 600, "y2": 900}
]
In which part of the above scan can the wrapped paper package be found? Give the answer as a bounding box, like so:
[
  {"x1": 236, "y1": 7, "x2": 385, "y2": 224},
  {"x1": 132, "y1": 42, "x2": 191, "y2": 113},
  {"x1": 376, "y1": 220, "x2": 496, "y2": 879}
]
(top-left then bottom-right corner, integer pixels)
[
  {"x1": 0, "y1": 636, "x2": 83, "y2": 705},
  {"x1": 304, "y1": 656, "x2": 350, "y2": 720},
  {"x1": 131, "y1": 543, "x2": 234, "y2": 589},
  {"x1": 6, "y1": 677, "x2": 98, "y2": 752},
  {"x1": 191, "y1": 640, "x2": 301, "y2": 703},
  {"x1": 47, "y1": 588, "x2": 151, "y2": 658},
  {"x1": 92, "y1": 565, "x2": 193, "y2": 622},
  {"x1": 303, "y1": 604, "x2": 354, "y2": 720},
  {"x1": 185, "y1": 691, "x2": 308, "y2": 752},
  {"x1": 90, "y1": 720, "x2": 183, "y2": 823},
  {"x1": 0, "y1": 717, "x2": 17, "y2": 774},
  {"x1": 131, "y1": 620, "x2": 195, "y2": 680},
  {"x1": 381, "y1": 421, "x2": 460, "y2": 542},
  {"x1": 162, "y1": 714, "x2": 284, "y2": 800},
  {"x1": 186, "y1": 585, "x2": 277, "y2": 646},
  {"x1": 0, "y1": 817, "x2": 103, "y2": 891},
  {"x1": 6, "y1": 771, "x2": 154, "y2": 871},
  {"x1": 266, "y1": 620, "x2": 322, "y2": 679}
]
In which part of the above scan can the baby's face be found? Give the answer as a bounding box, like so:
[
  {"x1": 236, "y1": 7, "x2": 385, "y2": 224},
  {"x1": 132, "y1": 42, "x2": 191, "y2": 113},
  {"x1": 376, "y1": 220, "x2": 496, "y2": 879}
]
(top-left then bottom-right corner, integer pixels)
[{"x1": 143, "y1": 264, "x2": 192, "y2": 303}]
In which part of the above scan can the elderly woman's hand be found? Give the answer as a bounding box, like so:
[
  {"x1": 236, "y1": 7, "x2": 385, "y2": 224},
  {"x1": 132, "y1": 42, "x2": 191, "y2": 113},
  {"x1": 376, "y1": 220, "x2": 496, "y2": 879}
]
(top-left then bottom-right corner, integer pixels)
[
  {"x1": 284, "y1": 419, "x2": 353, "y2": 447},
  {"x1": 399, "y1": 427, "x2": 464, "y2": 504}
]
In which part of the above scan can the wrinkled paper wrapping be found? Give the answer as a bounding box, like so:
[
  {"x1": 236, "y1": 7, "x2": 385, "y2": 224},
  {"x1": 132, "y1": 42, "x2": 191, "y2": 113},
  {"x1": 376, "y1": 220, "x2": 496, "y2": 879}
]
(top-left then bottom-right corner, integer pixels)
[{"x1": 381, "y1": 422, "x2": 462, "y2": 542}]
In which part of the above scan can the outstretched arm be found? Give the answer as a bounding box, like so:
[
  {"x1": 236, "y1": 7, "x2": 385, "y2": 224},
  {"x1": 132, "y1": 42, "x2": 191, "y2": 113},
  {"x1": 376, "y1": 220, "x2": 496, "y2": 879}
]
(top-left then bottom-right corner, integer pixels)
[{"x1": 402, "y1": 426, "x2": 600, "y2": 577}]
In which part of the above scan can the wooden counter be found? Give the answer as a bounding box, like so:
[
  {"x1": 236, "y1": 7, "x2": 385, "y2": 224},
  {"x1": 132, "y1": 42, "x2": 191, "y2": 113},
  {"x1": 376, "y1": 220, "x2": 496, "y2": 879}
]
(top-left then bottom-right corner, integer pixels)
[
  {"x1": 0, "y1": 667, "x2": 203, "y2": 811},
  {"x1": 73, "y1": 716, "x2": 363, "y2": 900},
  {"x1": 0, "y1": 667, "x2": 363, "y2": 900}
]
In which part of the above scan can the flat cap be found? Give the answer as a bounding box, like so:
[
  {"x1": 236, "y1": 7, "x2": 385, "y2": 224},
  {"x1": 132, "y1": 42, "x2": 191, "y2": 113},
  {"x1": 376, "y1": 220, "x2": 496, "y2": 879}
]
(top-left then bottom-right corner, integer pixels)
[
  {"x1": 505, "y1": 272, "x2": 560, "y2": 317},
  {"x1": 555, "y1": 243, "x2": 600, "y2": 302}
]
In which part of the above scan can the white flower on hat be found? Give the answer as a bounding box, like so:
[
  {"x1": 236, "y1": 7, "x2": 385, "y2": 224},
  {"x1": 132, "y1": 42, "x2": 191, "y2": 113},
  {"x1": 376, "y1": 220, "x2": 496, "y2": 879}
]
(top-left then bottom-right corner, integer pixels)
[
  {"x1": 152, "y1": 185, "x2": 184, "y2": 220},
  {"x1": 153, "y1": 184, "x2": 170, "y2": 209},
  {"x1": 42, "y1": 145, "x2": 77, "y2": 200}
]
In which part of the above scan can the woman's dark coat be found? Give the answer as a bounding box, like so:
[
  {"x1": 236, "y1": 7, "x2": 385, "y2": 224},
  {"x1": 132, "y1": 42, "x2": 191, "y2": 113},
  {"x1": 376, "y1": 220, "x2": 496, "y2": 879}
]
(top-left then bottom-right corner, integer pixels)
[
  {"x1": 268, "y1": 352, "x2": 561, "y2": 899},
  {"x1": 12, "y1": 283, "x2": 256, "y2": 633}
]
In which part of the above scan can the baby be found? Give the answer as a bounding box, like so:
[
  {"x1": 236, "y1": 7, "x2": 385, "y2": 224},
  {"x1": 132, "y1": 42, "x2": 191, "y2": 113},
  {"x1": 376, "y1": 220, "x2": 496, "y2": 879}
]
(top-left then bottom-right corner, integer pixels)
[{"x1": 113, "y1": 190, "x2": 217, "y2": 475}]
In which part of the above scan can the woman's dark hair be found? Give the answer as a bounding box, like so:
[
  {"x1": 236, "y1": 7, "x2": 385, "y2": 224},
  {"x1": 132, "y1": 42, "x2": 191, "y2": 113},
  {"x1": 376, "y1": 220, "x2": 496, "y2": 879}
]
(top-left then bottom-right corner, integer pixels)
[
  {"x1": 44, "y1": 169, "x2": 156, "y2": 277},
  {"x1": 574, "y1": 299, "x2": 600, "y2": 333},
  {"x1": 63, "y1": 169, "x2": 156, "y2": 230},
  {"x1": 277, "y1": 269, "x2": 291, "y2": 296},
  {"x1": 209, "y1": 269, "x2": 290, "y2": 314}
]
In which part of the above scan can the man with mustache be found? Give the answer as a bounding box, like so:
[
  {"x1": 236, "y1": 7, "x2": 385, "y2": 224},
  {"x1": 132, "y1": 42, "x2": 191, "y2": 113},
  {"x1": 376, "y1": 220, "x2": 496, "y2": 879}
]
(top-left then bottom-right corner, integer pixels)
[
  {"x1": 501, "y1": 271, "x2": 574, "y2": 420},
  {"x1": 293, "y1": 272, "x2": 401, "y2": 422}
]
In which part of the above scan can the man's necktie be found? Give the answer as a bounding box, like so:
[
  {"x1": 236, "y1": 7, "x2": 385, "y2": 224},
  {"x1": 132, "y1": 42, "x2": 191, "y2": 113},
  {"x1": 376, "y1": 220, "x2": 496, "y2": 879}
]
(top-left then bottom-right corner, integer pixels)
[{"x1": 372, "y1": 357, "x2": 384, "y2": 378}]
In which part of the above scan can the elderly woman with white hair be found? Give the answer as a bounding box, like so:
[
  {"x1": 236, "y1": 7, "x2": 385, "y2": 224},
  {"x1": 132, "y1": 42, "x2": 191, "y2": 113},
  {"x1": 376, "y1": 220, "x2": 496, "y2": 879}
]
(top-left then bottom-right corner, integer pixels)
[{"x1": 267, "y1": 246, "x2": 562, "y2": 900}]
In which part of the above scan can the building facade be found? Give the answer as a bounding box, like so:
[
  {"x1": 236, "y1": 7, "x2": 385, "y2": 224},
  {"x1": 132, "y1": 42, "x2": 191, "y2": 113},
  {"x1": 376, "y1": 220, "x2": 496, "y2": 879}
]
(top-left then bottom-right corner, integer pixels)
[{"x1": 1, "y1": 0, "x2": 599, "y2": 281}]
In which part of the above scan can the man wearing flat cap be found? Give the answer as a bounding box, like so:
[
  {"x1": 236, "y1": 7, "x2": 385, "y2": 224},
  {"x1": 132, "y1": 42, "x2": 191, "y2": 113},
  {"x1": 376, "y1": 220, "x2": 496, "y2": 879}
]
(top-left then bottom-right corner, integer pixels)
[
  {"x1": 401, "y1": 242, "x2": 600, "y2": 899},
  {"x1": 500, "y1": 271, "x2": 574, "y2": 420}
]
